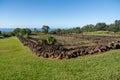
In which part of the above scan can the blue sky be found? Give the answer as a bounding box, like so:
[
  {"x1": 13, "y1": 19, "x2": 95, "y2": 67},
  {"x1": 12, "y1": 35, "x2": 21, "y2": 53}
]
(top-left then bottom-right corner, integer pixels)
[{"x1": 0, "y1": 0, "x2": 120, "y2": 28}]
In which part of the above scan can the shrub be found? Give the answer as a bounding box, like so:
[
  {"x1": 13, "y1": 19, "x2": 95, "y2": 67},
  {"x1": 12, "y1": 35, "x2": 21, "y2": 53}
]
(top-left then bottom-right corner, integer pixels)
[
  {"x1": 2, "y1": 32, "x2": 11, "y2": 37},
  {"x1": 0, "y1": 36, "x2": 4, "y2": 39},
  {"x1": 23, "y1": 33, "x2": 29, "y2": 39},
  {"x1": 47, "y1": 36, "x2": 56, "y2": 45},
  {"x1": 0, "y1": 31, "x2": 1, "y2": 34},
  {"x1": 10, "y1": 32, "x2": 15, "y2": 36},
  {"x1": 13, "y1": 28, "x2": 31, "y2": 36},
  {"x1": 40, "y1": 38, "x2": 47, "y2": 44},
  {"x1": 40, "y1": 36, "x2": 56, "y2": 45}
]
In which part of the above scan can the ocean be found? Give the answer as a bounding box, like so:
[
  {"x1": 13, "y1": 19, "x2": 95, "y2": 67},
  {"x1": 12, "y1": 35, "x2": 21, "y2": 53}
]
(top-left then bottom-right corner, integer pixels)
[
  {"x1": 0, "y1": 28, "x2": 57, "y2": 32},
  {"x1": 0, "y1": 28, "x2": 15, "y2": 32}
]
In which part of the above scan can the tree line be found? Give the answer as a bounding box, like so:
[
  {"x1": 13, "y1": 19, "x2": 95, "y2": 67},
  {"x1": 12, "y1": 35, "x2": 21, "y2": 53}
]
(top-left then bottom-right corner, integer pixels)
[
  {"x1": 0, "y1": 20, "x2": 120, "y2": 38},
  {"x1": 0, "y1": 28, "x2": 31, "y2": 38},
  {"x1": 50, "y1": 20, "x2": 120, "y2": 34}
]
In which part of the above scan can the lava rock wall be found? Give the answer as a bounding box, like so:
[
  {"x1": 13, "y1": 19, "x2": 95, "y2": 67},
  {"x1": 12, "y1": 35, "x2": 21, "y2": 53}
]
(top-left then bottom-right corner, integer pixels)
[{"x1": 17, "y1": 36, "x2": 120, "y2": 59}]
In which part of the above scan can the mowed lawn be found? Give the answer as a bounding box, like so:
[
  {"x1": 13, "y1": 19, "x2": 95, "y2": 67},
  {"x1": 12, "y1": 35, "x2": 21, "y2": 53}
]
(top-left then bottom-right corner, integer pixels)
[{"x1": 0, "y1": 37, "x2": 120, "y2": 80}]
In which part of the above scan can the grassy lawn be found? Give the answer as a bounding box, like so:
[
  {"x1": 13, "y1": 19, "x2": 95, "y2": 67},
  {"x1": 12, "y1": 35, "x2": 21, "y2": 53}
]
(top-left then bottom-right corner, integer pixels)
[
  {"x1": 0, "y1": 37, "x2": 120, "y2": 80},
  {"x1": 83, "y1": 31, "x2": 117, "y2": 36}
]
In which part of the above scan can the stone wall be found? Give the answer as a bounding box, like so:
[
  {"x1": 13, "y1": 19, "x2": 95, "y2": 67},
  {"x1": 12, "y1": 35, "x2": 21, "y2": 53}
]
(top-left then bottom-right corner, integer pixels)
[{"x1": 18, "y1": 35, "x2": 120, "y2": 59}]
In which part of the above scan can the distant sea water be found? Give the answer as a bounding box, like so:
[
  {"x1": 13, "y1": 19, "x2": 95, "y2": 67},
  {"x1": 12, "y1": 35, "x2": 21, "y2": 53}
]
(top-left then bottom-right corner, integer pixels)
[
  {"x1": 0, "y1": 28, "x2": 14, "y2": 32},
  {"x1": 0, "y1": 28, "x2": 57, "y2": 32}
]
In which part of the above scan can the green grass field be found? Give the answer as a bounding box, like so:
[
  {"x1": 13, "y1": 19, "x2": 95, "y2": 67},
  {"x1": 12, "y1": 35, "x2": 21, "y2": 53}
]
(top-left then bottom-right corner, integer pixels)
[
  {"x1": 0, "y1": 37, "x2": 120, "y2": 80},
  {"x1": 83, "y1": 31, "x2": 117, "y2": 36}
]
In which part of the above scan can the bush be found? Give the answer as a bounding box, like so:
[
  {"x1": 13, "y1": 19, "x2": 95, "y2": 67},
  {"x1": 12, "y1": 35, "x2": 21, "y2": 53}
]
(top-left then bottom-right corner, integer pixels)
[
  {"x1": 13, "y1": 28, "x2": 31, "y2": 36},
  {"x1": 47, "y1": 36, "x2": 56, "y2": 45},
  {"x1": 10, "y1": 32, "x2": 15, "y2": 36},
  {"x1": 2, "y1": 32, "x2": 12, "y2": 37},
  {"x1": 40, "y1": 38, "x2": 47, "y2": 44},
  {"x1": 40, "y1": 36, "x2": 56, "y2": 45},
  {"x1": 0, "y1": 31, "x2": 1, "y2": 34},
  {"x1": 0, "y1": 36, "x2": 4, "y2": 39},
  {"x1": 23, "y1": 33, "x2": 29, "y2": 39}
]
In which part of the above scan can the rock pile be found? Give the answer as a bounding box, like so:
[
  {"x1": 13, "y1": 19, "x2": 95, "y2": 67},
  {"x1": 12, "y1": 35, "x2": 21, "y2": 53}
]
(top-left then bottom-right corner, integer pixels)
[{"x1": 18, "y1": 35, "x2": 120, "y2": 59}]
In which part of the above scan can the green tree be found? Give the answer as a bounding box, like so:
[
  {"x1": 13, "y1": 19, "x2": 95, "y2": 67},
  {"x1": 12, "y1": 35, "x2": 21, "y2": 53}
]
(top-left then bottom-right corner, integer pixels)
[
  {"x1": 2, "y1": 32, "x2": 12, "y2": 37},
  {"x1": 72, "y1": 27, "x2": 82, "y2": 33},
  {"x1": 82, "y1": 24, "x2": 95, "y2": 32},
  {"x1": 25, "y1": 28, "x2": 31, "y2": 35},
  {"x1": 55, "y1": 28, "x2": 62, "y2": 34},
  {"x1": 13, "y1": 28, "x2": 21, "y2": 35},
  {"x1": 33, "y1": 28, "x2": 39, "y2": 33},
  {"x1": 13, "y1": 28, "x2": 31, "y2": 36},
  {"x1": 20, "y1": 29, "x2": 26, "y2": 35},
  {"x1": 0, "y1": 31, "x2": 1, "y2": 34},
  {"x1": 95, "y1": 23, "x2": 107, "y2": 31},
  {"x1": 114, "y1": 20, "x2": 120, "y2": 32},
  {"x1": 107, "y1": 24, "x2": 116, "y2": 32},
  {"x1": 107, "y1": 20, "x2": 120, "y2": 32},
  {"x1": 42, "y1": 25, "x2": 50, "y2": 33}
]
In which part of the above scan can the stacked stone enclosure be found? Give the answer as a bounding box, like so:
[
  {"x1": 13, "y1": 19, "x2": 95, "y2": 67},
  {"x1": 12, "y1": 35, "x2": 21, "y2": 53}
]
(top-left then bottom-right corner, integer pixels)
[{"x1": 18, "y1": 34, "x2": 120, "y2": 59}]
